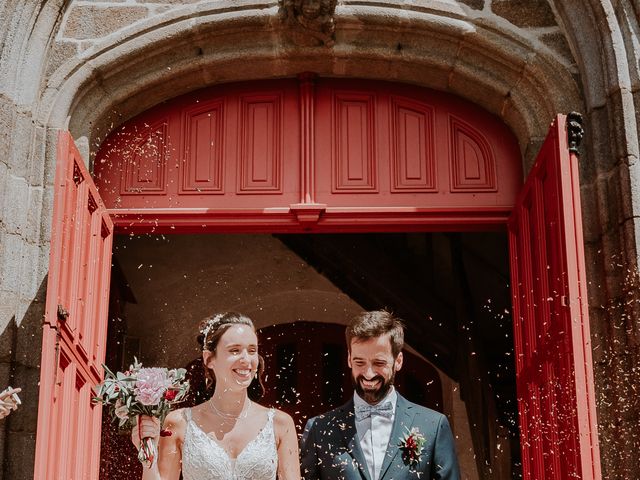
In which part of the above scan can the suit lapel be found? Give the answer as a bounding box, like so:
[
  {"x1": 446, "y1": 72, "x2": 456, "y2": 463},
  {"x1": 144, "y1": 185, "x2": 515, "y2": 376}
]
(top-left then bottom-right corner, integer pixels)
[
  {"x1": 378, "y1": 394, "x2": 416, "y2": 480},
  {"x1": 338, "y1": 399, "x2": 372, "y2": 480}
]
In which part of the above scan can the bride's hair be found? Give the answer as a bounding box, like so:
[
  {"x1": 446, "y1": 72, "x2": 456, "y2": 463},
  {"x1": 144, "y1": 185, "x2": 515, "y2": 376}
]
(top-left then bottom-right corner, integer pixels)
[{"x1": 196, "y1": 312, "x2": 265, "y2": 400}]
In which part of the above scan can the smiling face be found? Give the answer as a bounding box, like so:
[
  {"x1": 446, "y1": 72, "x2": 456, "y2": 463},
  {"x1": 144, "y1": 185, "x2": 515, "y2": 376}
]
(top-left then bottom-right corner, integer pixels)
[
  {"x1": 203, "y1": 324, "x2": 259, "y2": 392},
  {"x1": 348, "y1": 333, "x2": 403, "y2": 404}
]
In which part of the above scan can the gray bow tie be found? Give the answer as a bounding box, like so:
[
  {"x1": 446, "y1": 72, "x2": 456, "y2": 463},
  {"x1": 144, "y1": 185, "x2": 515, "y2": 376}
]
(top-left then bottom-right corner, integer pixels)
[{"x1": 354, "y1": 401, "x2": 394, "y2": 420}]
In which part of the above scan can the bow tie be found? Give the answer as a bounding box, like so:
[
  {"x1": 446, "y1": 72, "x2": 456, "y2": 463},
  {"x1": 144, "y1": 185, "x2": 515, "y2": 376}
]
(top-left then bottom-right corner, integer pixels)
[{"x1": 354, "y1": 401, "x2": 394, "y2": 420}]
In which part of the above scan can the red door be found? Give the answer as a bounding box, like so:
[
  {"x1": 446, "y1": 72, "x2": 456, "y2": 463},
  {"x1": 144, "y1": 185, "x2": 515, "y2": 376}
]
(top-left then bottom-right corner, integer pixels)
[
  {"x1": 509, "y1": 114, "x2": 601, "y2": 479},
  {"x1": 34, "y1": 132, "x2": 114, "y2": 479}
]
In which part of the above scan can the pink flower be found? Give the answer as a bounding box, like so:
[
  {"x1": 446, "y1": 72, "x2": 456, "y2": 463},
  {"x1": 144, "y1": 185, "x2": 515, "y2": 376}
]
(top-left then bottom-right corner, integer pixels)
[{"x1": 134, "y1": 368, "x2": 171, "y2": 406}]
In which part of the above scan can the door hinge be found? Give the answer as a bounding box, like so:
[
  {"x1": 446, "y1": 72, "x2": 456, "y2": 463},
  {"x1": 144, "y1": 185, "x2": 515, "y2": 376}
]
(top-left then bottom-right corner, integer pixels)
[{"x1": 57, "y1": 304, "x2": 69, "y2": 321}]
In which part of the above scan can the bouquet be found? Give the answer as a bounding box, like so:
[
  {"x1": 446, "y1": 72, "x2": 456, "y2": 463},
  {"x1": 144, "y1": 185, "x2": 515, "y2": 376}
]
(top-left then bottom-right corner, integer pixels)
[{"x1": 93, "y1": 358, "x2": 189, "y2": 468}]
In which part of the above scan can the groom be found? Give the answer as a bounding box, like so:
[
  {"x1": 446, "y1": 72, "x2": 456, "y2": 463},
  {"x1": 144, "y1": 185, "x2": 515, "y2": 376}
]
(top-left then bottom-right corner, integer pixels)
[{"x1": 301, "y1": 310, "x2": 460, "y2": 480}]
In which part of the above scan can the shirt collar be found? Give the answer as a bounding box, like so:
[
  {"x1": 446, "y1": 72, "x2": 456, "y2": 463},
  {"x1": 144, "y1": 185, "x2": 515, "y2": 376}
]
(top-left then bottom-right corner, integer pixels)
[{"x1": 353, "y1": 386, "x2": 397, "y2": 410}]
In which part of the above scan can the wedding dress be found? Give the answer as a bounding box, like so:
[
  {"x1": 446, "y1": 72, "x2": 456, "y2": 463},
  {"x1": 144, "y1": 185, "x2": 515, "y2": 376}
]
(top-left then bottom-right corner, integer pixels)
[{"x1": 181, "y1": 408, "x2": 278, "y2": 480}]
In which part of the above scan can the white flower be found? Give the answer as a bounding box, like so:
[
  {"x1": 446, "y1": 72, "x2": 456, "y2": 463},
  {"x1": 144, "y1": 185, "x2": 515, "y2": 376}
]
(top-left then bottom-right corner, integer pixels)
[{"x1": 115, "y1": 399, "x2": 129, "y2": 420}]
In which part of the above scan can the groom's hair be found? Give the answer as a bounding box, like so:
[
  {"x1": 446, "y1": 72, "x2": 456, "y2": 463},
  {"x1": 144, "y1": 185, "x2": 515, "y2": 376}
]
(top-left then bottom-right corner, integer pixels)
[{"x1": 346, "y1": 310, "x2": 405, "y2": 358}]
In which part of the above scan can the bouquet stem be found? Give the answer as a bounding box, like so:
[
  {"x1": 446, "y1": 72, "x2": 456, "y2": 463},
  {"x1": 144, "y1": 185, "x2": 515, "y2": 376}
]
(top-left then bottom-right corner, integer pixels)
[{"x1": 138, "y1": 435, "x2": 158, "y2": 469}]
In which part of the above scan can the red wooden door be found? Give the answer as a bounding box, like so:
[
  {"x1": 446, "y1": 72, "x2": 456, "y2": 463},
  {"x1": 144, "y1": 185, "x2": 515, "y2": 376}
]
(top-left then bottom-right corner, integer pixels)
[
  {"x1": 34, "y1": 132, "x2": 114, "y2": 479},
  {"x1": 509, "y1": 114, "x2": 601, "y2": 479}
]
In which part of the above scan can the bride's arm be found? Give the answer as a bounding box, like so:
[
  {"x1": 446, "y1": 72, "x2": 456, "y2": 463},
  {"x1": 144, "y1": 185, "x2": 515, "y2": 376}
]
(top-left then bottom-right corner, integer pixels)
[
  {"x1": 132, "y1": 410, "x2": 185, "y2": 480},
  {"x1": 274, "y1": 410, "x2": 301, "y2": 480}
]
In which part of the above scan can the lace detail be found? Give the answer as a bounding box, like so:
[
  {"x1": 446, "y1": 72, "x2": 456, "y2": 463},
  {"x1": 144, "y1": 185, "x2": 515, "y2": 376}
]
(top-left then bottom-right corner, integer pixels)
[{"x1": 182, "y1": 408, "x2": 278, "y2": 480}]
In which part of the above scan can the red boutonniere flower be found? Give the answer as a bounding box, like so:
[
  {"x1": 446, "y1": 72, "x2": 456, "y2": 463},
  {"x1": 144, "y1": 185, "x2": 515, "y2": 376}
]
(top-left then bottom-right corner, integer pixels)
[{"x1": 398, "y1": 427, "x2": 426, "y2": 466}]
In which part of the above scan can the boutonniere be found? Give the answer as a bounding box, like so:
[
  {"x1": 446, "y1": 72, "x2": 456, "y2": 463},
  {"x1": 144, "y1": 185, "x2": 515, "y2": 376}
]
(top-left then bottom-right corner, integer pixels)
[{"x1": 398, "y1": 427, "x2": 426, "y2": 466}]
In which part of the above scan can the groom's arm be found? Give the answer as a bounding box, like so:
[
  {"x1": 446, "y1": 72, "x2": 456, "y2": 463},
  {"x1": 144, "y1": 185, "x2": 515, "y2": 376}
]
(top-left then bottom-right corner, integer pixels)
[
  {"x1": 300, "y1": 417, "x2": 321, "y2": 480},
  {"x1": 430, "y1": 414, "x2": 460, "y2": 480}
]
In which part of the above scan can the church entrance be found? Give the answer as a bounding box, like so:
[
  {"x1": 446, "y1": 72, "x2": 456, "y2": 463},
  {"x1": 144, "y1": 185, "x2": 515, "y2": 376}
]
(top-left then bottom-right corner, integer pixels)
[
  {"x1": 98, "y1": 231, "x2": 507, "y2": 479},
  {"x1": 34, "y1": 77, "x2": 601, "y2": 480}
]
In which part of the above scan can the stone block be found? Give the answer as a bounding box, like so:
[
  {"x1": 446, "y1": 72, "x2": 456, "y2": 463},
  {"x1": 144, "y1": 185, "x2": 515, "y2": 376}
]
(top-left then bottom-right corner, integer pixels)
[
  {"x1": 35, "y1": 246, "x2": 49, "y2": 300},
  {"x1": 587, "y1": 301, "x2": 607, "y2": 366},
  {"x1": 501, "y1": 92, "x2": 544, "y2": 161},
  {"x1": 520, "y1": 56, "x2": 583, "y2": 122},
  {"x1": 615, "y1": 162, "x2": 637, "y2": 222},
  {"x1": 0, "y1": 316, "x2": 16, "y2": 363},
  {"x1": 0, "y1": 94, "x2": 17, "y2": 161},
  {"x1": 635, "y1": 90, "x2": 640, "y2": 143},
  {"x1": 0, "y1": 290, "x2": 17, "y2": 323},
  {"x1": 38, "y1": 187, "x2": 54, "y2": 244},
  {"x1": 585, "y1": 106, "x2": 617, "y2": 177},
  {"x1": 335, "y1": 9, "x2": 464, "y2": 89},
  {"x1": 596, "y1": 168, "x2": 626, "y2": 233},
  {"x1": 44, "y1": 41, "x2": 79, "y2": 80},
  {"x1": 0, "y1": 233, "x2": 25, "y2": 294},
  {"x1": 139, "y1": 0, "x2": 200, "y2": 3},
  {"x1": 13, "y1": 300, "x2": 44, "y2": 369},
  {"x1": 62, "y1": 5, "x2": 149, "y2": 40},
  {"x1": 491, "y1": 0, "x2": 557, "y2": 28},
  {"x1": 455, "y1": 30, "x2": 528, "y2": 88},
  {"x1": 448, "y1": 64, "x2": 508, "y2": 117},
  {"x1": 18, "y1": 243, "x2": 44, "y2": 301},
  {"x1": 604, "y1": 89, "x2": 640, "y2": 162},
  {"x1": 458, "y1": 0, "x2": 484, "y2": 9},
  {"x1": 580, "y1": 181, "x2": 601, "y2": 243},
  {"x1": 43, "y1": 128, "x2": 59, "y2": 188},
  {"x1": 27, "y1": 127, "x2": 46, "y2": 188},
  {"x1": 7, "y1": 112, "x2": 34, "y2": 179},
  {"x1": 0, "y1": 160, "x2": 7, "y2": 217},
  {"x1": 23, "y1": 186, "x2": 43, "y2": 245},
  {"x1": 539, "y1": 30, "x2": 576, "y2": 67},
  {"x1": 1, "y1": 174, "x2": 29, "y2": 235},
  {"x1": 627, "y1": 156, "x2": 640, "y2": 213}
]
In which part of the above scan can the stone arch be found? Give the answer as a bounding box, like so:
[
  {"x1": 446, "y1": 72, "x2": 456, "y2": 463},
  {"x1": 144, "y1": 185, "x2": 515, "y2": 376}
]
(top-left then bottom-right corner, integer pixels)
[
  {"x1": 4, "y1": 0, "x2": 640, "y2": 478},
  {"x1": 38, "y1": 1, "x2": 582, "y2": 169},
  {"x1": 28, "y1": 3, "x2": 582, "y2": 478}
]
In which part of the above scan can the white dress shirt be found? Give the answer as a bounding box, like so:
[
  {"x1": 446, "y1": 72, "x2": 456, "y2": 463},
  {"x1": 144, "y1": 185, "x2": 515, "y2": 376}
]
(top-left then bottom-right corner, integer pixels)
[{"x1": 353, "y1": 387, "x2": 398, "y2": 480}]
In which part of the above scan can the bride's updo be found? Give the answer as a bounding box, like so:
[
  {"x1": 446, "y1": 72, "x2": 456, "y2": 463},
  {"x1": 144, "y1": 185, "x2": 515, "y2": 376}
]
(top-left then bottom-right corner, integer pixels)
[{"x1": 196, "y1": 312, "x2": 265, "y2": 400}]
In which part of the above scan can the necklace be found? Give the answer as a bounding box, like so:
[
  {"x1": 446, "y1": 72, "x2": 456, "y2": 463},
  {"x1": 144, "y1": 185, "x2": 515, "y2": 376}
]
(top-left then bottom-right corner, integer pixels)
[{"x1": 208, "y1": 398, "x2": 251, "y2": 420}]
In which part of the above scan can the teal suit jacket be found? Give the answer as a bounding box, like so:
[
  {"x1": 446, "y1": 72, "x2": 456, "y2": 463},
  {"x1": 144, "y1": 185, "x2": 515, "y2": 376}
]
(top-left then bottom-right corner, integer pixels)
[{"x1": 300, "y1": 394, "x2": 460, "y2": 480}]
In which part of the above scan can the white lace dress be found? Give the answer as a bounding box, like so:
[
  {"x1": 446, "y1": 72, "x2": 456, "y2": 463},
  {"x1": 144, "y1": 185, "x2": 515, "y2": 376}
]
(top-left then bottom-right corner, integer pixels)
[{"x1": 181, "y1": 408, "x2": 278, "y2": 480}]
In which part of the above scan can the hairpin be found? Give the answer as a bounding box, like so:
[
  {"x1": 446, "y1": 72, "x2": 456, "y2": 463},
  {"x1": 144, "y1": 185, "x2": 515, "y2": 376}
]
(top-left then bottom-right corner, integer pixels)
[{"x1": 200, "y1": 313, "x2": 224, "y2": 346}]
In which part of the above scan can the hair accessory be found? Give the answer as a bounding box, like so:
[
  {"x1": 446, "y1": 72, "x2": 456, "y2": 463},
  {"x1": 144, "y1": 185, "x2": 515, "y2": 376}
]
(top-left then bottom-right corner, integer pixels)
[{"x1": 200, "y1": 313, "x2": 225, "y2": 347}]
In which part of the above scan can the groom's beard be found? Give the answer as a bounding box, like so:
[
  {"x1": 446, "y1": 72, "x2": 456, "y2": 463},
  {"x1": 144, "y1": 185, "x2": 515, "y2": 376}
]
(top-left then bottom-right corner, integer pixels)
[{"x1": 352, "y1": 371, "x2": 396, "y2": 404}]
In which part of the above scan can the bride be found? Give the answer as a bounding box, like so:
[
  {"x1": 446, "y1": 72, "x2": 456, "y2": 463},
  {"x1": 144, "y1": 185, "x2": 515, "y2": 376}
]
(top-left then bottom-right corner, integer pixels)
[{"x1": 132, "y1": 312, "x2": 301, "y2": 480}]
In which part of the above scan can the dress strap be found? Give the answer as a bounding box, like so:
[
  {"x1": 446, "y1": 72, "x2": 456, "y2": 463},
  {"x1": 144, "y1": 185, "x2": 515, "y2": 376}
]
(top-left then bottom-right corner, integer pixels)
[{"x1": 268, "y1": 408, "x2": 276, "y2": 421}]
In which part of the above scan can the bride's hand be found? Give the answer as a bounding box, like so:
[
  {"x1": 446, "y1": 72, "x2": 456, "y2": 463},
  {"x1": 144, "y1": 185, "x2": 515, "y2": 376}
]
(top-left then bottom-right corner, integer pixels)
[{"x1": 131, "y1": 415, "x2": 161, "y2": 449}]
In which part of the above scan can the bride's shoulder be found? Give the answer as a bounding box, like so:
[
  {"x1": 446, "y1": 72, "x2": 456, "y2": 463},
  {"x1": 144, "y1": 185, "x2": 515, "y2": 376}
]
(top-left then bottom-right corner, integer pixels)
[
  {"x1": 164, "y1": 407, "x2": 188, "y2": 430},
  {"x1": 270, "y1": 407, "x2": 296, "y2": 432}
]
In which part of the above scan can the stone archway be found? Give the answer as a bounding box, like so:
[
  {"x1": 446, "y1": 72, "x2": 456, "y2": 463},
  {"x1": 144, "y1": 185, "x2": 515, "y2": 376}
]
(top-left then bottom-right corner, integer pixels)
[
  {"x1": 2, "y1": 1, "x2": 640, "y2": 478},
  {"x1": 39, "y1": 2, "x2": 582, "y2": 164},
  {"x1": 35, "y1": 6, "x2": 585, "y2": 480}
]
